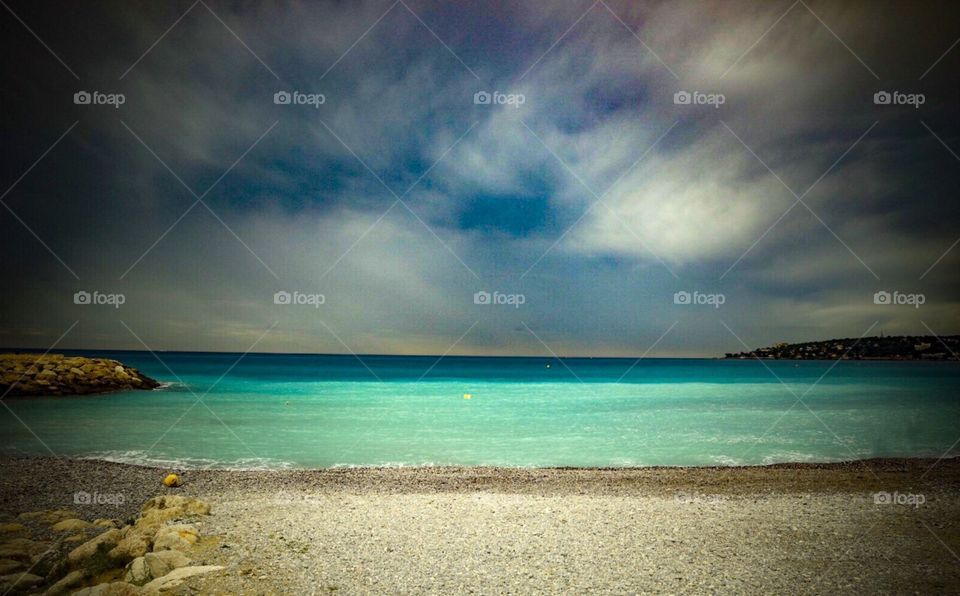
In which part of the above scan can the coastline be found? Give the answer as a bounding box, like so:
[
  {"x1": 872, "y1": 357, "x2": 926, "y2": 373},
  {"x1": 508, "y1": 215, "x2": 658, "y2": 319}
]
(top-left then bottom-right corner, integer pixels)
[{"x1": 2, "y1": 456, "x2": 959, "y2": 593}]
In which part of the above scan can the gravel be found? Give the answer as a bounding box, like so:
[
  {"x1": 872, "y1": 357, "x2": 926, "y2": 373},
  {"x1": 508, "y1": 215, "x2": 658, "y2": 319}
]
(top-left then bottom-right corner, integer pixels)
[{"x1": 2, "y1": 457, "x2": 959, "y2": 594}]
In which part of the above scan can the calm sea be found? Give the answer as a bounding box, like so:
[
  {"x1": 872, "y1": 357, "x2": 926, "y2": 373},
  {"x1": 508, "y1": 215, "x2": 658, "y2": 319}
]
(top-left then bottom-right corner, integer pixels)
[{"x1": 2, "y1": 351, "x2": 958, "y2": 469}]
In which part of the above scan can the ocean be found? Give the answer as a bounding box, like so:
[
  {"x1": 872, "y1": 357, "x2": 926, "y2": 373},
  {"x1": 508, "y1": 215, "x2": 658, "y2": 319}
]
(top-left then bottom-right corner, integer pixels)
[{"x1": 2, "y1": 351, "x2": 958, "y2": 469}]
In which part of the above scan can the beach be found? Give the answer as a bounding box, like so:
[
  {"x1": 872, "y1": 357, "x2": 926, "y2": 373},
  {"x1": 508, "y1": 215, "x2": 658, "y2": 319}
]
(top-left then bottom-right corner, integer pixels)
[{"x1": 2, "y1": 457, "x2": 959, "y2": 594}]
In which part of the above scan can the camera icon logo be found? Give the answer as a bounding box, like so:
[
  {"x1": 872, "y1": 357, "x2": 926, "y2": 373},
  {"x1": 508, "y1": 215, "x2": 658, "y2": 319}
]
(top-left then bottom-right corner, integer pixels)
[
  {"x1": 474, "y1": 291, "x2": 491, "y2": 305},
  {"x1": 673, "y1": 291, "x2": 692, "y2": 305},
  {"x1": 274, "y1": 290, "x2": 292, "y2": 305},
  {"x1": 74, "y1": 91, "x2": 91, "y2": 105},
  {"x1": 873, "y1": 491, "x2": 890, "y2": 504},
  {"x1": 673, "y1": 91, "x2": 691, "y2": 105},
  {"x1": 873, "y1": 290, "x2": 891, "y2": 305},
  {"x1": 873, "y1": 91, "x2": 891, "y2": 105},
  {"x1": 474, "y1": 91, "x2": 491, "y2": 105},
  {"x1": 74, "y1": 491, "x2": 92, "y2": 505},
  {"x1": 73, "y1": 290, "x2": 91, "y2": 305},
  {"x1": 274, "y1": 91, "x2": 291, "y2": 105}
]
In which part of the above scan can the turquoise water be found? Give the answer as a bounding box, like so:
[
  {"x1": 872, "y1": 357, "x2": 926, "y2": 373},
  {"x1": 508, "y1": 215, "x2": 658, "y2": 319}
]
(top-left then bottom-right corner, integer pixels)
[{"x1": 2, "y1": 352, "x2": 959, "y2": 469}]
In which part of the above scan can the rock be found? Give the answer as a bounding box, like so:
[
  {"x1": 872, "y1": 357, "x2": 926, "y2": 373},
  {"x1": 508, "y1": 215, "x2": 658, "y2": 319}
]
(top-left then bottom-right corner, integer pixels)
[
  {"x1": 140, "y1": 496, "x2": 210, "y2": 518},
  {"x1": 0, "y1": 559, "x2": 22, "y2": 574},
  {"x1": 93, "y1": 519, "x2": 118, "y2": 529},
  {"x1": 65, "y1": 534, "x2": 87, "y2": 543},
  {"x1": 0, "y1": 572, "x2": 43, "y2": 592},
  {"x1": 68, "y1": 528, "x2": 123, "y2": 572},
  {"x1": 136, "y1": 497, "x2": 209, "y2": 535},
  {"x1": 31, "y1": 547, "x2": 62, "y2": 577},
  {"x1": 125, "y1": 550, "x2": 191, "y2": 585},
  {"x1": 72, "y1": 581, "x2": 142, "y2": 596},
  {"x1": 108, "y1": 532, "x2": 149, "y2": 564},
  {"x1": 43, "y1": 569, "x2": 86, "y2": 595},
  {"x1": 141, "y1": 565, "x2": 223, "y2": 594},
  {"x1": 162, "y1": 474, "x2": 181, "y2": 488},
  {"x1": 152, "y1": 525, "x2": 199, "y2": 552},
  {"x1": 0, "y1": 538, "x2": 50, "y2": 561},
  {"x1": 0, "y1": 523, "x2": 25, "y2": 534},
  {"x1": 0, "y1": 354, "x2": 160, "y2": 397},
  {"x1": 17, "y1": 510, "x2": 79, "y2": 525},
  {"x1": 52, "y1": 518, "x2": 93, "y2": 532}
]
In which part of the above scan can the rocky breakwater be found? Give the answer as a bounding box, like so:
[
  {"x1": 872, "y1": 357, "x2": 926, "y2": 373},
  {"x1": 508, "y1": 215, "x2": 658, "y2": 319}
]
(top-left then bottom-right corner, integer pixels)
[
  {"x1": 0, "y1": 354, "x2": 160, "y2": 397},
  {"x1": 0, "y1": 495, "x2": 224, "y2": 595}
]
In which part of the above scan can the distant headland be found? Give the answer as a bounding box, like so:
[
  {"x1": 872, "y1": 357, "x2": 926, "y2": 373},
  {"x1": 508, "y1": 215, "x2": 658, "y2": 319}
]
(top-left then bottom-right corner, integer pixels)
[
  {"x1": 0, "y1": 353, "x2": 161, "y2": 396},
  {"x1": 724, "y1": 335, "x2": 959, "y2": 361}
]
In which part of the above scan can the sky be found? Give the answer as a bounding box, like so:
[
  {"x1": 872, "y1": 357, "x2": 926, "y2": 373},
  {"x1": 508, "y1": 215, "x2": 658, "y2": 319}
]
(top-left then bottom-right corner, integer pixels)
[{"x1": 0, "y1": 0, "x2": 958, "y2": 357}]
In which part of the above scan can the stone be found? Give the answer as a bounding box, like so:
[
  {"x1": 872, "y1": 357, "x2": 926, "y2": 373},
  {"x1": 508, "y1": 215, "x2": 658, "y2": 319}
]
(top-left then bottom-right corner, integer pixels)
[
  {"x1": 18, "y1": 510, "x2": 79, "y2": 525},
  {"x1": 65, "y1": 534, "x2": 87, "y2": 543},
  {"x1": 0, "y1": 538, "x2": 50, "y2": 561},
  {"x1": 43, "y1": 569, "x2": 86, "y2": 595},
  {"x1": 108, "y1": 532, "x2": 149, "y2": 564},
  {"x1": 152, "y1": 525, "x2": 199, "y2": 552},
  {"x1": 0, "y1": 523, "x2": 25, "y2": 534},
  {"x1": 0, "y1": 572, "x2": 43, "y2": 592},
  {"x1": 52, "y1": 518, "x2": 93, "y2": 532},
  {"x1": 0, "y1": 354, "x2": 160, "y2": 397},
  {"x1": 72, "y1": 581, "x2": 142, "y2": 596},
  {"x1": 141, "y1": 565, "x2": 223, "y2": 593},
  {"x1": 125, "y1": 550, "x2": 191, "y2": 585},
  {"x1": 93, "y1": 519, "x2": 118, "y2": 529},
  {"x1": 68, "y1": 528, "x2": 123, "y2": 572},
  {"x1": 140, "y1": 496, "x2": 210, "y2": 518},
  {"x1": 0, "y1": 559, "x2": 21, "y2": 574},
  {"x1": 31, "y1": 547, "x2": 62, "y2": 578}
]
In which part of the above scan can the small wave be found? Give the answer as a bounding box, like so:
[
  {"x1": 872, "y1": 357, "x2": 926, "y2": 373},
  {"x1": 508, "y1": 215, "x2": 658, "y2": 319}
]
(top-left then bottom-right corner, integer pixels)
[{"x1": 79, "y1": 450, "x2": 295, "y2": 471}]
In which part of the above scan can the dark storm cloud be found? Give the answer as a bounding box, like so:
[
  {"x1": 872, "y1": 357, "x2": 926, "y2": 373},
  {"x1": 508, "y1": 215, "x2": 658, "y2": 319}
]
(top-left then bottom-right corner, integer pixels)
[{"x1": 0, "y1": 0, "x2": 957, "y2": 356}]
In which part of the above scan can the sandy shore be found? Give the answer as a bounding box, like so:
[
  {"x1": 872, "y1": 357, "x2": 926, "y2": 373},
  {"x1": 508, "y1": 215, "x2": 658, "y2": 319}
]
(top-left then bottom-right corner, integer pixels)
[{"x1": 2, "y1": 457, "x2": 959, "y2": 594}]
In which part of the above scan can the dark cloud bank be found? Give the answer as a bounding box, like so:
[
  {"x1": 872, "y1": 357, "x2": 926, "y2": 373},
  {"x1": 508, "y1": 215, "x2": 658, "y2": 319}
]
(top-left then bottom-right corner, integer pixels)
[{"x1": 1, "y1": 0, "x2": 958, "y2": 357}]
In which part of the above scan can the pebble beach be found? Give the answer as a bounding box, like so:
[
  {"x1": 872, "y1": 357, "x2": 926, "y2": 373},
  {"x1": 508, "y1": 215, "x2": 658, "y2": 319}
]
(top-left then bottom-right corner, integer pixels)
[{"x1": 1, "y1": 456, "x2": 958, "y2": 594}]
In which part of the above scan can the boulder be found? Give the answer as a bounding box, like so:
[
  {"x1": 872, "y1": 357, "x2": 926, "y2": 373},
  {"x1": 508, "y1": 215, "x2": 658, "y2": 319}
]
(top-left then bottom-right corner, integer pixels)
[
  {"x1": 17, "y1": 510, "x2": 79, "y2": 525},
  {"x1": 31, "y1": 547, "x2": 62, "y2": 577},
  {"x1": 42, "y1": 569, "x2": 86, "y2": 595},
  {"x1": 0, "y1": 559, "x2": 22, "y2": 574},
  {"x1": 68, "y1": 528, "x2": 124, "y2": 572},
  {"x1": 72, "y1": 581, "x2": 142, "y2": 596},
  {"x1": 152, "y1": 525, "x2": 199, "y2": 552},
  {"x1": 140, "y1": 496, "x2": 210, "y2": 519},
  {"x1": 141, "y1": 565, "x2": 223, "y2": 594},
  {"x1": 0, "y1": 523, "x2": 25, "y2": 534},
  {"x1": 136, "y1": 497, "x2": 209, "y2": 536},
  {"x1": 108, "y1": 532, "x2": 149, "y2": 564},
  {"x1": 52, "y1": 518, "x2": 93, "y2": 532},
  {"x1": 0, "y1": 538, "x2": 50, "y2": 561},
  {"x1": 124, "y1": 550, "x2": 190, "y2": 586},
  {"x1": 93, "y1": 519, "x2": 118, "y2": 529},
  {"x1": 0, "y1": 572, "x2": 43, "y2": 592}
]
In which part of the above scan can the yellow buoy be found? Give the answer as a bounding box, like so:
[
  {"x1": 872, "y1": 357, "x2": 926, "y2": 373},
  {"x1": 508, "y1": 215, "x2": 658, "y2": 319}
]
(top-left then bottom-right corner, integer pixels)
[
  {"x1": 463, "y1": 393, "x2": 472, "y2": 399},
  {"x1": 163, "y1": 473, "x2": 181, "y2": 488}
]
